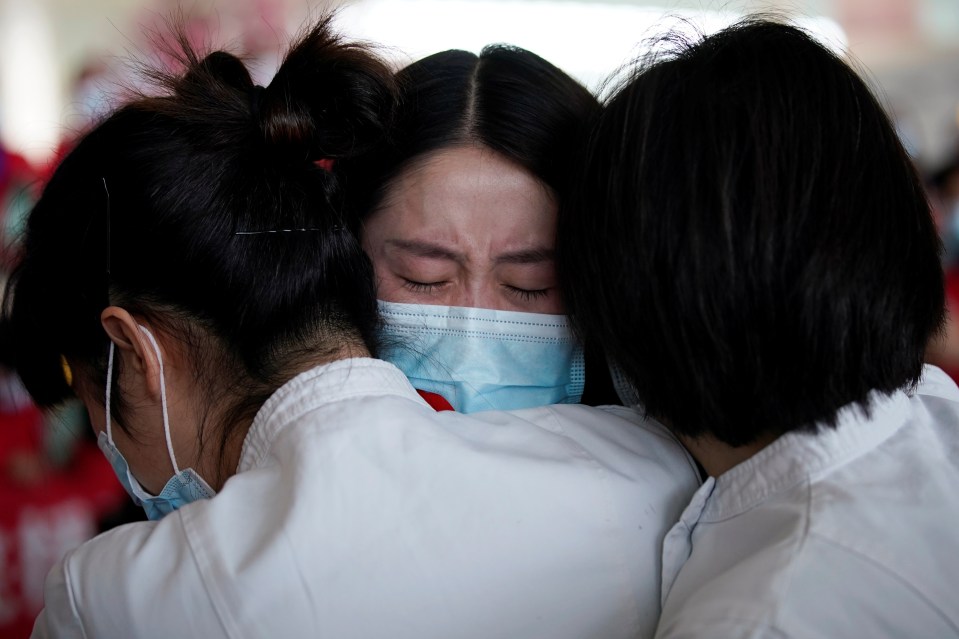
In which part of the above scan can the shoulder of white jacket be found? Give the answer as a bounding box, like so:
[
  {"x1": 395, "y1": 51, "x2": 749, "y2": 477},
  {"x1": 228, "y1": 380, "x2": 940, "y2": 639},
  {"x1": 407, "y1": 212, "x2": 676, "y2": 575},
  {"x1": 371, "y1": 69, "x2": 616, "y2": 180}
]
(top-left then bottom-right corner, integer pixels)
[
  {"x1": 60, "y1": 518, "x2": 176, "y2": 605},
  {"x1": 551, "y1": 404, "x2": 702, "y2": 492},
  {"x1": 35, "y1": 521, "x2": 159, "y2": 638},
  {"x1": 916, "y1": 364, "x2": 959, "y2": 401},
  {"x1": 562, "y1": 403, "x2": 685, "y2": 443},
  {"x1": 56, "y1": 515, "x2": 224, "y2": 636}
]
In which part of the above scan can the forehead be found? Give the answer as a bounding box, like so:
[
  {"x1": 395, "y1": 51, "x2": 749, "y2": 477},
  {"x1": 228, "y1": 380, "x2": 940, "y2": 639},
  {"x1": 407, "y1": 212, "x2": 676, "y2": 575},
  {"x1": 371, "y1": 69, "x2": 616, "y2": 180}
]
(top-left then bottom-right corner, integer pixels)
[{"x1": 371, "y1": 145, "x2": 557, "y2": 245}]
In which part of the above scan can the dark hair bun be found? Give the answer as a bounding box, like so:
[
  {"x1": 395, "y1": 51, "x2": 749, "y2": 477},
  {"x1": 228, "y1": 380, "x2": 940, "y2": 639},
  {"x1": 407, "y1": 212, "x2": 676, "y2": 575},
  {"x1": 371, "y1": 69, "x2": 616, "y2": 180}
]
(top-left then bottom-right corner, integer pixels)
[
  {"x1": 259, "y1": 17, "x2": 395, "y2": 162},
  {"x1": 195, "y1": 51, "x2": 254, "y2": 91},
  {"x1": 2, "y1": 14, "x2": 392, "y2": 411}
]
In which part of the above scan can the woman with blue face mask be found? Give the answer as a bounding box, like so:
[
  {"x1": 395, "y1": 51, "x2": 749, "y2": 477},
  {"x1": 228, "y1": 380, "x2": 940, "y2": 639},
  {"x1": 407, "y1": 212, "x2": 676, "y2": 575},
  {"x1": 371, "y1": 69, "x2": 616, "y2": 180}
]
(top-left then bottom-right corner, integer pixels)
[
  {"x1": 2, "y1": 18, "x2": 699, "y2": 639},
  {"x1": 346, "y1": 47, "x2": 623, "y2": 412}
]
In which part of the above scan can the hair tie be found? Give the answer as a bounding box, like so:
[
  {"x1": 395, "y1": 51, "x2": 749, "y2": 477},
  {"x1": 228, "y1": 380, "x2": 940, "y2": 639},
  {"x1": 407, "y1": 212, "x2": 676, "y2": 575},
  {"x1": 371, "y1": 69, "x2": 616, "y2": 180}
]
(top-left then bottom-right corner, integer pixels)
[
  {"x1": 249, "y1": 85, "x2": 266, "y2": 121},
  {"x1": 60, "y1": 355, "x2": 73, "y2": 387}
]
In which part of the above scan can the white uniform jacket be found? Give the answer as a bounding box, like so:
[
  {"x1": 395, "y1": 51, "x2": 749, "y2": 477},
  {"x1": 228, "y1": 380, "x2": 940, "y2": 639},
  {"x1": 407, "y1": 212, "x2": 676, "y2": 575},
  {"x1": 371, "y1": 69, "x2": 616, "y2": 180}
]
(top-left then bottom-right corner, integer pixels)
[
  {"x1": 655, "y1": 365, "x2": 959, "y2": 639},
  {"x1": 33, "y1": 358, "x2": 700, "y2": 639}
]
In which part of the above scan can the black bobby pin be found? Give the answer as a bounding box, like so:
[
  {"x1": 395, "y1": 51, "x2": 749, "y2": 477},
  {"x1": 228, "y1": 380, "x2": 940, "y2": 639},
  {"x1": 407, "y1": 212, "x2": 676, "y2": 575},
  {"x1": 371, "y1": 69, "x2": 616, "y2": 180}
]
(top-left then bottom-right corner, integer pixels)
[
  {"x1": 103, "y1": 177, "x2": 111, "y2": 278},
  {"x1": 234, "y1": 226, "x2": 341, "y2": 236}
]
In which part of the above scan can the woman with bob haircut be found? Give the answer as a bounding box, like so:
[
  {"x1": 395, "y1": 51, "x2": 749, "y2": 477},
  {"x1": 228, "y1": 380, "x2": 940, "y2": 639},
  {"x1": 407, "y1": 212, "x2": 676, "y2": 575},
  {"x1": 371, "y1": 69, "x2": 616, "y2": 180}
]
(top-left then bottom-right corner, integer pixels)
[
  {"x1": 346, "y1": 46, "x2": 621, "y2": 412},
  {"x1": 561, "y1": 18, "x2": 959, "y2": 638},
  {"x1": 4, "y1": 18, "x2": 699, "y2": 639}
]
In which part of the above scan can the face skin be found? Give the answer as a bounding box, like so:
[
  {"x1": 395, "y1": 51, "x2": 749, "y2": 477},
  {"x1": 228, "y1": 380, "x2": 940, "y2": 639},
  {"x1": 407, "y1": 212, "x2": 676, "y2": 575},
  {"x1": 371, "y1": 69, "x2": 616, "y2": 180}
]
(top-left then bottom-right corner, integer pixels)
[{"x1": 362, "y1": 145, "x2": 563, "y2": 314}]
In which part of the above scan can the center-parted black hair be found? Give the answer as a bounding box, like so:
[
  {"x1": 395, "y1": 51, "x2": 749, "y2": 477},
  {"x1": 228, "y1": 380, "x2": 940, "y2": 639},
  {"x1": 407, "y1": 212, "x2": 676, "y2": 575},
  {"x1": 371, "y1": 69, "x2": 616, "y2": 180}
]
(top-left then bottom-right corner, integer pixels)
[
  {"x1": 2, "y1": 17, "x2": 395, "y2": 460},
  {"x1": 343, "y1": 45, "x2": 620, "y2": 405},
  {"x1": 345, "y1": 45, "x2": 600, "y2": 222},
  {"x1": 560, "y1": 19, "x2": 945, "y2": 446}
]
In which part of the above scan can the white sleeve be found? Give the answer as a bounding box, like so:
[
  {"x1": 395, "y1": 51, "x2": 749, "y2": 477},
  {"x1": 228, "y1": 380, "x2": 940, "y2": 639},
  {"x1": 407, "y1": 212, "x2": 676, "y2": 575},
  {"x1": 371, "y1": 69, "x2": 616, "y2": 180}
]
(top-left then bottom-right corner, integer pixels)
[
  {"x1": 30, "y1": 515, "x2": 224, "y2": 639},
  {"x1": 30, "y1": 549, "x2": 87, "y2": 639}
]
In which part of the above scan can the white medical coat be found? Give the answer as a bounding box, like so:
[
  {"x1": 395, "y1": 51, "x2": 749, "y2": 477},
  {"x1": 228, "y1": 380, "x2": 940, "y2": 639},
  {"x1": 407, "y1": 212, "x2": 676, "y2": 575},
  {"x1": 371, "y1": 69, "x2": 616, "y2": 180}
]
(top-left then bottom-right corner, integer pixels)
[
  {"x1": 656, "y1": 365, "x2": 959, "y2": 638},
  {"x1": 32, "y1": 358, "x2": 700, "y2": 639}
]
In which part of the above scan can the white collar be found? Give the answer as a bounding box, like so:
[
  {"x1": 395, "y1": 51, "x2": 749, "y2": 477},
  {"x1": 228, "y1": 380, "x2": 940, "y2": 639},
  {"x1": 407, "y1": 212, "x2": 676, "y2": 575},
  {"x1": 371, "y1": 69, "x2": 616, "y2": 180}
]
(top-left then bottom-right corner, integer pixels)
[
  {"x1": 699, "y1": 387, "x2": 912, "y2": 522},
  {"x1": 238, "y1": 358, "x2": 424, "y2": 472}
]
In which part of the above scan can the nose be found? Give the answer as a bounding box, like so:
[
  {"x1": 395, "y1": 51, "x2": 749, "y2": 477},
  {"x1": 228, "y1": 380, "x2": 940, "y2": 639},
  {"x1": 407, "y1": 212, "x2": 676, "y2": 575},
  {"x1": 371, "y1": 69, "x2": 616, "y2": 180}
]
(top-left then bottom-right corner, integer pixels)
[{"x1": 451, "y1": 279, "x2": 500, "y2": 310}]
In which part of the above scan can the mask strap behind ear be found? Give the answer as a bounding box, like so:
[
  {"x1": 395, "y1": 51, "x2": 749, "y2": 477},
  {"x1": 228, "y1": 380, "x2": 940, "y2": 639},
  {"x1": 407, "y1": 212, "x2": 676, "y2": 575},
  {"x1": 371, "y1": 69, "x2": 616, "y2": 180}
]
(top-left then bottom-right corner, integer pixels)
[
  {"x1": 105, "y1": 341, "x2": 116, "y2": 445},
  {"x1": 138, "y1": 325, "x2": 181, "y2": 476}
]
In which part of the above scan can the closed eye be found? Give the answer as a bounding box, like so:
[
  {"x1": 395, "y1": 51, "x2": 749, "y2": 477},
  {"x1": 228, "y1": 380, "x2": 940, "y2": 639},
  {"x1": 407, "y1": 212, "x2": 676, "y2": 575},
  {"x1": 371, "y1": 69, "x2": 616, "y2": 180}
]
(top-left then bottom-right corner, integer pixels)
[
  {"x1": 504, "y1": 285, "x2": 550, "y2": 302},
  {"x1": 403, "y1": 278, "x2": 447, "y2": 294}
]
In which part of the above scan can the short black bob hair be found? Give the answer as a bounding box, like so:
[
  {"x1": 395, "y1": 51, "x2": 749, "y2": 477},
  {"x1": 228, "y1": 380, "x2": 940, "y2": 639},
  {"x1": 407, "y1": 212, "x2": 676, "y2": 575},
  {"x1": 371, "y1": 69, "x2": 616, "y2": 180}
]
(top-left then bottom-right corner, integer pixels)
[
  {"x1": 560, "y1": 19, "x2": 945, "y2": 447},
  {"x1": 2, "y1": 18, "x2": 394, "y2": 462},
  {"x1": 345, "y1": 45, "x2": 600, "y2": 220}
]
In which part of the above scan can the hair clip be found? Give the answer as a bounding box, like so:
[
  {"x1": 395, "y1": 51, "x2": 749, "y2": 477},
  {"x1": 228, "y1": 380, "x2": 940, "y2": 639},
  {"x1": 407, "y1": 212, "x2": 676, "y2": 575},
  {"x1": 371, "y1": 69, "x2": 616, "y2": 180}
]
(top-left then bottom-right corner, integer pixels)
[
  {"x1": 103, "y1": 177, "x2": 111, "y2": 277},
  {"x1": 60, "y1": 355, "x2": 73, "y2": 387},
  {"x1": 234, "y1": 227, "x2": 326, "y2": 236}
]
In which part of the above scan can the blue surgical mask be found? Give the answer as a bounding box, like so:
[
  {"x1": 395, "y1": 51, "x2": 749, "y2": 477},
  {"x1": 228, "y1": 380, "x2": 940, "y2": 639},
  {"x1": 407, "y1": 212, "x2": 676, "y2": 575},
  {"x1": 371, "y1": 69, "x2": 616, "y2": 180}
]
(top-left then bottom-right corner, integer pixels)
[
  {"x1": 97, "y1": 326, "x2": 215, "y2": 521},
  {"x1": 609, "y1": 360, "x2": 643, "y2": 408},
  {"x1": 377, "y1": 301, "x2": 585, "y2": 413}
]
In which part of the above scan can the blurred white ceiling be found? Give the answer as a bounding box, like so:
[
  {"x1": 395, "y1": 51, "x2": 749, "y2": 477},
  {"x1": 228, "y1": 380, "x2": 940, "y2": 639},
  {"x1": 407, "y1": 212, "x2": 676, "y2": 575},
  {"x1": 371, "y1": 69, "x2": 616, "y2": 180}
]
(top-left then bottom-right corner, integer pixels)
[{"x1": 2, "y1": 0, "x2": 958, "y2": 167}]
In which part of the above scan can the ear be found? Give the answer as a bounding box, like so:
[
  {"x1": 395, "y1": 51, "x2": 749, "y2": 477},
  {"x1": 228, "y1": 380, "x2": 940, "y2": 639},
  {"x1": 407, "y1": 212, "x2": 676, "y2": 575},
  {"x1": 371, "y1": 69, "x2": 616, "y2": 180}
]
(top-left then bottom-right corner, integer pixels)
[{"x1": 100, "y1": 306, "x2": 163, "y2": 401}]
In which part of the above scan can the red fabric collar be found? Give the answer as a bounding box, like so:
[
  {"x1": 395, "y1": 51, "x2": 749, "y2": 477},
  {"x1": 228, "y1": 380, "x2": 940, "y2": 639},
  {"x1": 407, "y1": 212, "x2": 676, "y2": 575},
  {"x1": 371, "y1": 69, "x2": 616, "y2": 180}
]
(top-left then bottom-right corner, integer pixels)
[{"x1": 416, "y1": 389, "x2": 455, "y2": 412}]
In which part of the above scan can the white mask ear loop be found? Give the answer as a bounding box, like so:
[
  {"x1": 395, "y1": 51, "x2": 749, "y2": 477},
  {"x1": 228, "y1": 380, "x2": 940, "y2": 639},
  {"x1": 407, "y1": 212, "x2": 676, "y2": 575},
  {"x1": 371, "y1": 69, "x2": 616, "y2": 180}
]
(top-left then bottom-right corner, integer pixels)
[
  {"x1": 138, "y1": 325, "x2": 181, "y2": 476},
  {"x1": 105, "y1": 341, "x2": 116, "y2": 445}
]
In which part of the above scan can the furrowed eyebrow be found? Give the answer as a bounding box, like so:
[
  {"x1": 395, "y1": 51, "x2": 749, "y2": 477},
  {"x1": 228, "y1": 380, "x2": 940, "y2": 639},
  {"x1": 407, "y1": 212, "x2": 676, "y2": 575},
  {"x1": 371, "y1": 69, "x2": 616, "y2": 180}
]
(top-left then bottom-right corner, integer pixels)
[
  {"x1": 386, "y1": 239, "x2": 465, "y2": 263},
  {"x1": 385, "y1": 240, "x2": 554, "y2": 266},
  {"x1": 494, "y1": 248, "x2": 555, "y2": 266}
]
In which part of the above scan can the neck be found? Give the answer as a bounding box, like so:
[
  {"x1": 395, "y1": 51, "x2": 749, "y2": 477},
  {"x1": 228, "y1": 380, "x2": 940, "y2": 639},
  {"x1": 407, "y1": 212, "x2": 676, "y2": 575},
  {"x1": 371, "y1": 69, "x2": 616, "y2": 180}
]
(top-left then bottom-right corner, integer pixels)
[
  {"x1": 284, "y1": 339, "x2": 372, "y2": 381},
  {"x1": 678, "y1": 432, "x2": 779, "y2": 478},
  {"x1": 204, "y1": 341, "x2": 372, "y2": 489}
]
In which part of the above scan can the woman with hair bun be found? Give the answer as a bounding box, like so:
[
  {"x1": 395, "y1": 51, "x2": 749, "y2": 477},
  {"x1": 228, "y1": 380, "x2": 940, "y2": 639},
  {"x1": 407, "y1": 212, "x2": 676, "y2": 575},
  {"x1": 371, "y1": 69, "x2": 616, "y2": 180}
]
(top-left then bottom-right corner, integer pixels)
[{"x1": 6, "y1": 17, "x2": 698, "y2": 639}]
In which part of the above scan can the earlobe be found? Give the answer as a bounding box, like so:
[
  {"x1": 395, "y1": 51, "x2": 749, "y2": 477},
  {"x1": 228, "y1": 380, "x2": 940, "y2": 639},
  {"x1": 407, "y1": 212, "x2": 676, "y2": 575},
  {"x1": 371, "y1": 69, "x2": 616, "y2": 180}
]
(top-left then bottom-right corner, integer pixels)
[{"x1": 100, "y1": 307, "x2": 163, "y2": 400}]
